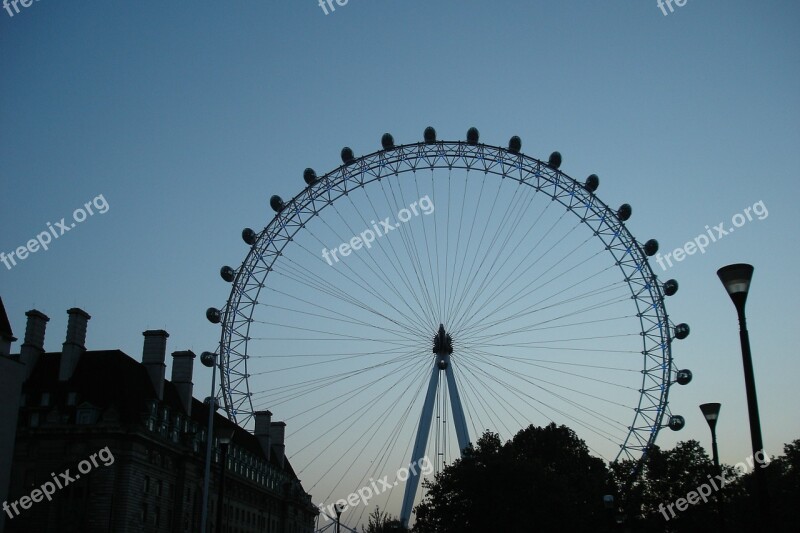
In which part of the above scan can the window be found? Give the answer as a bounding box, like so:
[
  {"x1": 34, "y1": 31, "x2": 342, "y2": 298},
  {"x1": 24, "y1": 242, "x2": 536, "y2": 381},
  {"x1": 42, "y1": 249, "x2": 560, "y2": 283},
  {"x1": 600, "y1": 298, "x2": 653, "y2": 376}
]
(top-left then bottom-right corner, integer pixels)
[
  {"x1": 40, "y1": 392, "x2": 50, "y2": 406},
  {"x1": 156, "y1": 480, "x2": 162, "y2": 496},
  {"x1": 141, "y1": 503, "x2": 148, "y2": 523},
  {"x1": 66, "y1": 392, "x2": 77, "y2": 406},
  {"x1": 30, "y1": 413, "x2": 39, "y2": 427},
  {"x1": 154, "y1": 507, "x2": 160, "y2": 526},
  {"x1": 144, "y1": 476, "x2": 150, "y2": 493}
]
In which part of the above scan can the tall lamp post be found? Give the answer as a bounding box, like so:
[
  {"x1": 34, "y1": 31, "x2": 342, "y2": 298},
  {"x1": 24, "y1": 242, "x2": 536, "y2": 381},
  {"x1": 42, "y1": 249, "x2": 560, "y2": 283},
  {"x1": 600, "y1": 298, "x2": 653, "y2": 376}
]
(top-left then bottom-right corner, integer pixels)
[
  {"x1": 334, "y1": 503, "x2": 344, "y2": 533},
  {"x1": 216, "y1": 427, "x2": 235, "y2": 533},
  {"x1": 700, "y1": 402, "x2": 724, "y2": 531},
  {"x1": 200, "y1": 351, "x2": 219, "y2": 532},
  {"x1": 717, "y1": 263, "x2": 768, "y2": 526}
]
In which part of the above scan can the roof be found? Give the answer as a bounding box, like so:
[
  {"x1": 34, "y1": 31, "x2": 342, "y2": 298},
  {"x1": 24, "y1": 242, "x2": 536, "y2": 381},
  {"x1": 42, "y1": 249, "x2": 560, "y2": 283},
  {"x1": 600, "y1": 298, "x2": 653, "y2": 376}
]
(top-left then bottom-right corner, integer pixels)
[
  {"x1": 0, "y1": 296, "x2": 15, "y2": 341},
  {"x1": 22, "y1": 349, "x2": 300, "y2": 478}
]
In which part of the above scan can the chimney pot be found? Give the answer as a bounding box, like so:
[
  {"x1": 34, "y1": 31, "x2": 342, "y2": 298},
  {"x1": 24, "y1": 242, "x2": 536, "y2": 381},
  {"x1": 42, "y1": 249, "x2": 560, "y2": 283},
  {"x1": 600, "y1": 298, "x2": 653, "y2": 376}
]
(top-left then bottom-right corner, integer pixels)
[
  {"x1": 171, "y1": 350, "x2": 195, "y2": 415},
  {"x1": 269, "y1": 421, "x2": 286, "y2": 468},
  {"x1": 142, "y1": 330, "x2": 169, "y2": 400},
  {"x1": 59, "y1": 308, "x2": 90, "y2": 381},
  {"x1": 20, "y1": 310, "x2": 49, "y2": 379},
  {"x1": 254, "y1": 410, "x2": 273, "y2": 460}
]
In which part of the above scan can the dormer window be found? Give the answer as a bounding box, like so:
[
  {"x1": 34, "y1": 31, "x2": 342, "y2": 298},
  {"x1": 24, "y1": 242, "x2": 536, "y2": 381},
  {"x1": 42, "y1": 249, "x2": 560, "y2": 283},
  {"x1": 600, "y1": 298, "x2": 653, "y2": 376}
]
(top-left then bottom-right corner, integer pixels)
[
  {"x1": 40, "y1": 392, "x2": 50, "y2": 407},
  {"x1": 67, "y1": 392, "x2": 77, "y2": 406}
]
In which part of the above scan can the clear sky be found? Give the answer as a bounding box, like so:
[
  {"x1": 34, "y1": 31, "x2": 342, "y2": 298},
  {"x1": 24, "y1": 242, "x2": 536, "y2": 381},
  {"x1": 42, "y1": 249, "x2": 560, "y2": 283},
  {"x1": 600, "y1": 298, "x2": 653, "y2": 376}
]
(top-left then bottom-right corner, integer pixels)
[{"x1": 2, "y1": 0, "x2": 799, "y2": 527}]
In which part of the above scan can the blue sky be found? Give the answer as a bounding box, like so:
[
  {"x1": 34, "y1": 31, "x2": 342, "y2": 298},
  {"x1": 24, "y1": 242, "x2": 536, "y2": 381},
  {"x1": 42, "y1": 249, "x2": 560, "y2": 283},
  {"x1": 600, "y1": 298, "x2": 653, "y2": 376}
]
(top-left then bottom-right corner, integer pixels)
[{"x1": 2, "y1": 0, "x2": 799, "y2": 526}]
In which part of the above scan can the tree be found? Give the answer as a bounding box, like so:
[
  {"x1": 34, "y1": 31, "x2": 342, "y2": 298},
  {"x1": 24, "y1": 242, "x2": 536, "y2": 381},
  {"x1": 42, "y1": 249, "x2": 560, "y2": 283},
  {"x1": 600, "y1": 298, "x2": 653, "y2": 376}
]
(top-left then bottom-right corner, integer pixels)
[
  {"x1": 412, "y1": 423, "x2": 609, "y2": 532},
  {"x1": 364, "y1": 506, "x2": 406, "y2": 533}
]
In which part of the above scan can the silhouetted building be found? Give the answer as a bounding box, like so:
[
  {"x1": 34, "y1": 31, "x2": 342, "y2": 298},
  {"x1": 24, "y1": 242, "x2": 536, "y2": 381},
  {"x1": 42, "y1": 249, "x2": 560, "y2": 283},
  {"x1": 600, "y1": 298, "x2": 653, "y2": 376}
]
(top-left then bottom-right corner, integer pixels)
[
  {"x1": 0, "y1": 297, "x2": 25, "y2": 533},
  {"x1": 3, "y1": 306, "x2": 317, "y2": 533}
]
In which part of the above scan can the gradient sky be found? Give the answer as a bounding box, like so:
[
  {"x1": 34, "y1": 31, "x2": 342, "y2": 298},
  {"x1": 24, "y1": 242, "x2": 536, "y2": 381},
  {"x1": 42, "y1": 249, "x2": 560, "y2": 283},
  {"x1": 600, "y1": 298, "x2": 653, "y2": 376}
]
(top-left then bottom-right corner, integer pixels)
[{"x1": 2, "y1": 0, "x2": 799, "y2": 523}]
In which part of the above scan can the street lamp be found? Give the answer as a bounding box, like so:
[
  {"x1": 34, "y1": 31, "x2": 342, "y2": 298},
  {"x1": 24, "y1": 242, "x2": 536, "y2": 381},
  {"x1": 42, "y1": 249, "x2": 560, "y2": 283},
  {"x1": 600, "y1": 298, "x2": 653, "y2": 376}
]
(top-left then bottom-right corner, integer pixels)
[
  {"x1": 717, "y1": 263, "x2": 768, "y2": 526},
  {"x1": 216, "y1": 427, "x2": 235, "y2": 533},
  {"x1": 700, "y1": 402, "x2": 724, "y2": 531},
  {"x1": 334, "y1": 503, "x2": 344, "y2": 533},
  {"x1": 200, "y1": 351, "x2": 218, "y2": 533}
]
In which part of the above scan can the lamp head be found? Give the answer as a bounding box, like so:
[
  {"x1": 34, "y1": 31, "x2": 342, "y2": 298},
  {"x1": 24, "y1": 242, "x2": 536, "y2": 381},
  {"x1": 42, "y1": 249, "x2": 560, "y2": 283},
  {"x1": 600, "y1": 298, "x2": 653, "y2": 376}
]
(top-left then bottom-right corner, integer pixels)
[
  {"x1": 717, "y1": 263, "x2": 754, "y2": 311},
  {"x1": 699, "y1": 402, "x2": 721, "y2": 431}
]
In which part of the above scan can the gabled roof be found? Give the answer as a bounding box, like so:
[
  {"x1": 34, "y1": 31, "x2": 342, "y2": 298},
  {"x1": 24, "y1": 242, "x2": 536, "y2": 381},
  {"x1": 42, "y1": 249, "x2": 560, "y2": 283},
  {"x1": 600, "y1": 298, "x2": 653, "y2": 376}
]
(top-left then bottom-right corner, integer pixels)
[{"x1": 0, "y1": 296, "x2": 15, "y2": 341}]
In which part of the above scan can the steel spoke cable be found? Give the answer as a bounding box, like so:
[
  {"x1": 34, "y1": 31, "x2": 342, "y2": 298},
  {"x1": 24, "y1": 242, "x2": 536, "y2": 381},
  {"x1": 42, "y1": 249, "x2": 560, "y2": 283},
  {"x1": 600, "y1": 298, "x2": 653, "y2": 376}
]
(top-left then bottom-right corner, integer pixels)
[
  {"x1": 277, "y1": 241, "x2": 432, "y2": 338},
  {"x1": 457, "y1": 355, "x2": 623, "y2": 445},
  {"x1": 460, "y1": 349, "x2": 632, "y2": 429},
  {"x1": 352, "y1": 180, "x2": 441, "y2": 330},
  {"x1": 452, "y1": 218, "x2": 588, "y2": 335},
  {"x1": 445, "y1": 181, "x2": 546, "y2": 333},
  {"x1": 297, "y1": 355, "x2": 429, "y2": 486},
  {"x1": 252, "y1": 352, "x2": 421, "y2": 407},
  {"x1": 448, "y1": 194, "x2": 565, "y2": 328},
  {"x1": 456, "y1": 230, "x2": 602, "y2": 335},
  {"x1": 272, "y1": 255, "x2": 431, "y2": 339},
  {"x1": 462, "y1": 344, "x2": 639, "y2": 396},
  {"x1": 457, "y1": 284, "x2": 629, "y2": 344},
  {"x1": 458, "y1": 291, "x2": 632, "y2": 347},
  {"x1": 445, "y1": 173, "x2": 509, "y2": 326},
  {"x1": 379, "y1": 173, "x2": 440, "y2": 326}
]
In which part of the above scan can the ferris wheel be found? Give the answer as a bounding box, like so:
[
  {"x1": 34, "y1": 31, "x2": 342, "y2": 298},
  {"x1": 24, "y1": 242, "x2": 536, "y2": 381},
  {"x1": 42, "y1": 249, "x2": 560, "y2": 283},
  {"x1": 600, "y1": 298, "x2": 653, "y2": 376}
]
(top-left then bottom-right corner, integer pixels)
[{"x1": 205, "y1": 127, "x2": 692, "y2": 529}]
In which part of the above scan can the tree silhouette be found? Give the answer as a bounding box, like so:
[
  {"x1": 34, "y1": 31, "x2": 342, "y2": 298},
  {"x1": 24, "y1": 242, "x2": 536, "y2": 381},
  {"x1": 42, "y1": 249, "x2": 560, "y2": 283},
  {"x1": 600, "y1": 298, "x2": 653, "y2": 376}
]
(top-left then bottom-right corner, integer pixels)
[
  {"x1": 364, "y1": 506, "x2": 406, "y2": 533},
  {"x1": 412, "y1": 423, "x2": 609, "y2": 532}
]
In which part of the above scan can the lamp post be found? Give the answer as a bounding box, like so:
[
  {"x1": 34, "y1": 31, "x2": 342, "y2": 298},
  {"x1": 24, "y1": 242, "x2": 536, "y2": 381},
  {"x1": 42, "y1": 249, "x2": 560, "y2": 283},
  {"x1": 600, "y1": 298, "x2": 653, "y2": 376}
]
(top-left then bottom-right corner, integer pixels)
[
  {"x1": 334, "y1": 503, "x2": 344, "y2": 533},
  {"x1": 717, "y1": 263, "x2": 768, "y2": 526},
  {"x1": 200, "y1": 351, "x2": 218, "y2": 532},
  {"x1": 216, "y1": 427, "x2": 235, "y2": 533},
  {"x1": 700, "y1": 402, "x2": 724, "y2": 531}
]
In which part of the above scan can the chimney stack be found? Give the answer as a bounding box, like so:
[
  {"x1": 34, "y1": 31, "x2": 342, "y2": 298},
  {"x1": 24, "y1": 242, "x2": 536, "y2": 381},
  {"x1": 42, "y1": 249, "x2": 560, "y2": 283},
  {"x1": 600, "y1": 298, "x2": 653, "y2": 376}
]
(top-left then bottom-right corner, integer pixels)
[
  {"x1": 254, "y1": 411, "x2": 273, "y2": 460},
  {"x1": 170, "y1": 350, "x2": 195, "y2": 415},
  {"x1": 142, "y1": 330, "x2": 169, "y2": 401},
  {"x1": 20, "y1": 310, "x2": 49, "y2": 379},
  {"x1": 59, "y1": 308, "x2": 90, "y2": 381},
  {"x1": 269, "y1": 421, "x2": 286, "y2": 468}
]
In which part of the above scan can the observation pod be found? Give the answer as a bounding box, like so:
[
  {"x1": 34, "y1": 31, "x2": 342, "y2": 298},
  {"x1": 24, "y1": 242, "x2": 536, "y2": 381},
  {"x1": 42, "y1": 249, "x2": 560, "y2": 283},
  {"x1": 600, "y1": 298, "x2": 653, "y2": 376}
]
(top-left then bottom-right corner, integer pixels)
[
  {"x1": 643, "y1": 239, "x2": 659, "y2": 256},
  {"x1": 381, "y1": 133, "x2": 395, "y2": 150},
  {"x1": 508, "y1": 136, "x2": 522, "y2": 154},
  {"x1": 341, "y1": 147, "x2": 355, "y2": 165},
  {"x1": 220, "y1": 266, "x2": 235, "y2": 283},
  {"x1": 466, "y1": 127, "x2": 479, "y2": 145},
  {"x1": 423, "y1": 127, "x2": 436, "y2": 144},
  {"x1": 676, "y1": 369, "x2": 693, "y2": 385},
  {"x1": 548, "y1": 151, "x2": 562, "y2": 169},
  {"x1": 270, "y1": 195, "x2": 285, "y2": 213},
  {"x1": 674, "y1": 323, "x2": 690, "y2": 340},
  {"x1": 668, "y1": 415, "x2": 686, "y2": 431},
  {"x1": 584, "y1": 174, "x2": 599, "y2": 193},
  {"x1": 303, "y1": 168, "x2": 318, "y2": 185},
  {"x1": 664, "y1": 279, "x2": 679, "y2": 296},
  {"x1": 242, "y1": 228, "x2": 257, "y2": 246},
  {"x1": 617, "y1": 204, "x2": 632, "y2": 222}
]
